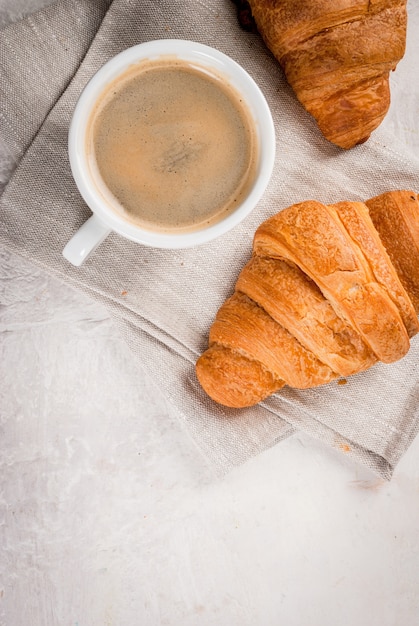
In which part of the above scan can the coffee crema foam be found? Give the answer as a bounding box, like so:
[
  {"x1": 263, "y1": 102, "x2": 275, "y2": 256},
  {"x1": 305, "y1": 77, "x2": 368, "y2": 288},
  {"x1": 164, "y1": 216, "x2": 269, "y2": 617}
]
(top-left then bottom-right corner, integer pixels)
[{"x1": 87, "y1": 57, "x2": 259, "y2": 233}]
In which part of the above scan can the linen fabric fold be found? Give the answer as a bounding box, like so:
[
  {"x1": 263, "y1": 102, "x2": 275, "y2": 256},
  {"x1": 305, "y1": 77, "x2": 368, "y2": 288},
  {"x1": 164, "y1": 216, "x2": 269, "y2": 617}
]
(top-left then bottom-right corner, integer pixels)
[{"x1": 1, "y1": 0, "x2": 419, "y2": 479}]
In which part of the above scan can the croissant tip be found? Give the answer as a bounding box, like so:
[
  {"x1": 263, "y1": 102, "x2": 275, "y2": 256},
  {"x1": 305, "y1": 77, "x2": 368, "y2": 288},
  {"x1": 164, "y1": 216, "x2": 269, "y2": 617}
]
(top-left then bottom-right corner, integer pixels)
[{"x1": 355, "y1": 135, "x2": 370, "y2": 147}]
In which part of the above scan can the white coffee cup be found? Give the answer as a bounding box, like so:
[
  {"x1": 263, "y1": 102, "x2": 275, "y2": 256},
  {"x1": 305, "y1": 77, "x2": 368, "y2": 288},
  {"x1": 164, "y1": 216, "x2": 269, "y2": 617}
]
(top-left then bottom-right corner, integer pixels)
[{"x1": 63, "y1": 40, "x2": 276, "y2": 266}]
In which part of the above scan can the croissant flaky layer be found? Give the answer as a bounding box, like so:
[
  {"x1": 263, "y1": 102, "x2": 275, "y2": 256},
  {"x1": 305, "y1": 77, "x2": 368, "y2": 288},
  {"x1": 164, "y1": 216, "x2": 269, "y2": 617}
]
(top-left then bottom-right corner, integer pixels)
[
  {"x1": 243, "y1": 0, "x2": 407, "y2": 149},
  {"x1": 196, "y1": 190, "x2": 419, "y2": 408}
]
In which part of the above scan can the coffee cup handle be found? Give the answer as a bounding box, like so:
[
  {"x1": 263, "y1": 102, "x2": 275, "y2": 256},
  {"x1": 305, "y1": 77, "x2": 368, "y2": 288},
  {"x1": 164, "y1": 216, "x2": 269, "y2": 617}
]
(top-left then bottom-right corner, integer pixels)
[{"x1": 63, "y1": 215, "x2": 112, "y2": 266}]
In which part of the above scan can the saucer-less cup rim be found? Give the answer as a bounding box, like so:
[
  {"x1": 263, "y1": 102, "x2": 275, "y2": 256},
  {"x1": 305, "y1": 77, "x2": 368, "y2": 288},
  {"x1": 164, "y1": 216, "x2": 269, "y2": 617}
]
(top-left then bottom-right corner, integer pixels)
[{"x1": 63, "y1": 39, "x2": 276, "y2": 266}]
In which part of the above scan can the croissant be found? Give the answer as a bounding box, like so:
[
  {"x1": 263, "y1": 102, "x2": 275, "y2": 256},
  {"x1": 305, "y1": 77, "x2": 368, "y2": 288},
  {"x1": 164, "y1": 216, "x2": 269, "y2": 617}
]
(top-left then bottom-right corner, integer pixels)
[
  {"x1": 196, "y1": 190, "x2": 419, "y2": 408},
  {"x1": 240, "y1": 0, "x2": 407, "y2": 149}
]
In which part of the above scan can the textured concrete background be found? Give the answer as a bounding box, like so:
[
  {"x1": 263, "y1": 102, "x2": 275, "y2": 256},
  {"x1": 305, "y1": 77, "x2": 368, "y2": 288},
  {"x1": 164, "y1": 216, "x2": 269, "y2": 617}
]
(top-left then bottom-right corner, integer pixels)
[{"x1": 1, "y1": 1, "x2": 419, "y2": 625}]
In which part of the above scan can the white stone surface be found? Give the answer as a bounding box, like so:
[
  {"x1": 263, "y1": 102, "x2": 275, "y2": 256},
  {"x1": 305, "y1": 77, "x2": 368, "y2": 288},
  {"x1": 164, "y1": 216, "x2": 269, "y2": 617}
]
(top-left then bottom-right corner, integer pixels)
[{"x1": 1, "y1": 2, "x2": 419, "y2": 625}]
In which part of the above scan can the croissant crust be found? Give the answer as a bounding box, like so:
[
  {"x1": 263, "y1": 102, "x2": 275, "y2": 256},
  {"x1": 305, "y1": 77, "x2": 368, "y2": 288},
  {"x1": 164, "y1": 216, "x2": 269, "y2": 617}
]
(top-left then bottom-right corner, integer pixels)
[
  {"x1": 243, "y1": 0, "x2": 407, "y2": 148},
  {"x1": 196, "y1": 191, "x2": 419, "y2": 408}
]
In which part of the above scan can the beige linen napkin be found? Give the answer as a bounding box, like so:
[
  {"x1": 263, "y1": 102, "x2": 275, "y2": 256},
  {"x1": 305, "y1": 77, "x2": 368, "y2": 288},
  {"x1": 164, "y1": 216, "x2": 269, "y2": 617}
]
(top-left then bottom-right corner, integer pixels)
[{"x1": 1, "y1": 0, "x2": 419, "y2": 479}]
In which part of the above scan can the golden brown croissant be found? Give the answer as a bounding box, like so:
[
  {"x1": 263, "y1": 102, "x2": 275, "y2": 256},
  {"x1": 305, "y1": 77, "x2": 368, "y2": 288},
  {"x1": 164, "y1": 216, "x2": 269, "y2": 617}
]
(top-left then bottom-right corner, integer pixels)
[
  {"x1": 242, "y1": 0, "x2": 407, "y2": 149},
  {"x1": 196, "y1": 190, "x2": 419, "y2": 408}
]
